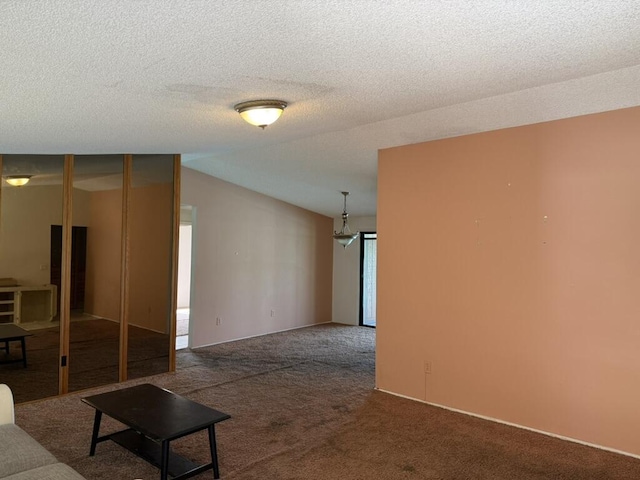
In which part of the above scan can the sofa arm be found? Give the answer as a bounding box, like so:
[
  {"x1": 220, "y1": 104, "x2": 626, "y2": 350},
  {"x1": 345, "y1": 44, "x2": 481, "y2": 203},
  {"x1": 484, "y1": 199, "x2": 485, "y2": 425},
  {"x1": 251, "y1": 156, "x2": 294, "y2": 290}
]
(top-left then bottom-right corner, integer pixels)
[{"x1": 0, "y1": 384, "x2": 15, "y2": 425}]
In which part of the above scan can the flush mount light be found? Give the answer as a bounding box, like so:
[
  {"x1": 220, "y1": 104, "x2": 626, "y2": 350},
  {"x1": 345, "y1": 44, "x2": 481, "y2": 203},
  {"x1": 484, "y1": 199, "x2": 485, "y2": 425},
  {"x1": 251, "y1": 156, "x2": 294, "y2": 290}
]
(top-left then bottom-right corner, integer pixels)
[
  {"x1": 234, "y1": 100, "x2": 287, "y2": 129},
  {"x1": 4, "y1": 175, "x2": 32, "y2": 187},
  {"x1": 333, "y1": 191, "x2": 360, "y2": 248}
]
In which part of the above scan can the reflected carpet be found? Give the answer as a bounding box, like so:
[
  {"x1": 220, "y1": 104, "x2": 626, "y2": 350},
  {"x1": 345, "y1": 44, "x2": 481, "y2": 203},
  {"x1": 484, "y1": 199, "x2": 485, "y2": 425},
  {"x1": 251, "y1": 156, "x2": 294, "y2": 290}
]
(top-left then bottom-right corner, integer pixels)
[{"x1": 0, "y1": 318, "x2": 169, "y2": 403}]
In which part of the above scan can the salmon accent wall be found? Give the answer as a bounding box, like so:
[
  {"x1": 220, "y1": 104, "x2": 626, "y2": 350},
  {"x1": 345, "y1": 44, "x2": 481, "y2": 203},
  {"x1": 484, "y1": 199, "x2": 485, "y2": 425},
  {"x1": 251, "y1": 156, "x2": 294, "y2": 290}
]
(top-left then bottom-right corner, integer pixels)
[
  {"x1": 377, "y1": 106, "x2": 640, "y2": 456},
  {"x1": 182, "y1": 167, "x2": 333, "y2": 346}
]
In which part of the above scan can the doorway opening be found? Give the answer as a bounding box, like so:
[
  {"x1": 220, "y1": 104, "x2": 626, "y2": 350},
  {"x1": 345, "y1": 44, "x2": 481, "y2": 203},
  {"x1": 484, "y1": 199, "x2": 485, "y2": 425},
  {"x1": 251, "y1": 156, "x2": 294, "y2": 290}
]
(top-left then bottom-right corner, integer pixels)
[
  {"x1": 359, "y1": 232, "x2": 377, "y2": 327},
  {"x1": 176, "y1": 205, "x2": 194, "y2": 350}
]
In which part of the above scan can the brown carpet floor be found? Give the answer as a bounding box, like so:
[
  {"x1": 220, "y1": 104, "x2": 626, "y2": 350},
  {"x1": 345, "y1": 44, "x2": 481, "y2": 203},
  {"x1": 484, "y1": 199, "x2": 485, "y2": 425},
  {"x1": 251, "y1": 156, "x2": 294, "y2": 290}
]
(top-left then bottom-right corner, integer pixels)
[{"x1": 13, "y1": 324, "x2": 640, "y2": 479}]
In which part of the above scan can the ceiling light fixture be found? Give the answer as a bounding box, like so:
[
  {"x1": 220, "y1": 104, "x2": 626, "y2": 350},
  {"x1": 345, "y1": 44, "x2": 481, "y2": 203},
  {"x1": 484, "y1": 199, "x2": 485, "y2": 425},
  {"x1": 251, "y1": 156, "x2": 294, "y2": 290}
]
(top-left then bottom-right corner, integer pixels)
[
  {"x1": 4, "y1": 175, "x2": 32, "y2": 187},
  {"x1": 333, "y1": 191, "x2": 359, "y2": 248},
  {"x1": 234, "y1": 100, "x2": 287, "y2": 129}
]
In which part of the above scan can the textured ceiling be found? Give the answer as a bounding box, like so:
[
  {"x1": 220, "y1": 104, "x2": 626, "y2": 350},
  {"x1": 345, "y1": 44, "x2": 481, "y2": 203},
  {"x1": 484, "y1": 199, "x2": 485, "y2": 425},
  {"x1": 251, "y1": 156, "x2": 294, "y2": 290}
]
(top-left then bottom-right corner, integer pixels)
[{"x1": 2, "y1": 1, "x2": 640, "y2": 216}]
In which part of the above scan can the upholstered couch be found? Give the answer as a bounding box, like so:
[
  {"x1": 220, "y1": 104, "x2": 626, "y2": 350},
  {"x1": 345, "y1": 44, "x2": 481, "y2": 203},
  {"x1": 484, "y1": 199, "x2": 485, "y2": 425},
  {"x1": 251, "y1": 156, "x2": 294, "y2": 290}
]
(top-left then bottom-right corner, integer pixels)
[{"x1": 0, "y1": 384, "x2": 86, "y2": 479}]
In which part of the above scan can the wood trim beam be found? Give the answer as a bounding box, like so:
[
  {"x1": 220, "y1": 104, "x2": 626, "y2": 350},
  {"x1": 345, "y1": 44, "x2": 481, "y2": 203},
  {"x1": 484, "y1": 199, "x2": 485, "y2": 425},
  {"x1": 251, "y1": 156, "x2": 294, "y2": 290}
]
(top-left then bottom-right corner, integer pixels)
[
  {"x1": 119, "y1": 155, "x2": 132, "y2": 382},
  {"x1": 169, "y1": 154, "x2": 181, "y2": 372},
  {"x1": 59, "y1": 154, "x2": 74, "y2": 394},
  {"x1": 0, "y1": 155, "x2": 3, "y2": 227}
]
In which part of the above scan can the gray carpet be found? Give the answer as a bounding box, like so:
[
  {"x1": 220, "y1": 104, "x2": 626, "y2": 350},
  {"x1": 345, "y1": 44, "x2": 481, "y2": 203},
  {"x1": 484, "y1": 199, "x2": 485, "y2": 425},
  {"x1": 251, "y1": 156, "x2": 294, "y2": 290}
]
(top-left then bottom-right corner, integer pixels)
[{"x1": 14, "y1": 324, "x2": 640, "y2": 479}]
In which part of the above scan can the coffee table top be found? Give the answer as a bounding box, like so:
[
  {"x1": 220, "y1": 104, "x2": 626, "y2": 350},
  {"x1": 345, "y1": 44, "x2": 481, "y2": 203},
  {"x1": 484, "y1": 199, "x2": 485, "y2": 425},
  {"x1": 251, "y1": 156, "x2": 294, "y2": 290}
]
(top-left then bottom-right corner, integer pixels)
[
  {"x1": 0, "y1": 324, "x2": 32, "y2": 340},
  {"x1": 82, "y1": 383, "x2": 230, "y2": 442}
]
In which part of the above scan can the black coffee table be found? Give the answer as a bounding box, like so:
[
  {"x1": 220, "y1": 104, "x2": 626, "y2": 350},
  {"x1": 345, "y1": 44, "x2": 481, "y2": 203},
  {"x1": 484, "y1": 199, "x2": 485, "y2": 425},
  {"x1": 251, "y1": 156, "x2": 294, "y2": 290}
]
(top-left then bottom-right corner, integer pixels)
[
  {"x1": 82, "y1": 383, "x2": 231, "y2": 480},
  {"x1": 0, "y1": 324, "x2": 32, "y2": 368}
]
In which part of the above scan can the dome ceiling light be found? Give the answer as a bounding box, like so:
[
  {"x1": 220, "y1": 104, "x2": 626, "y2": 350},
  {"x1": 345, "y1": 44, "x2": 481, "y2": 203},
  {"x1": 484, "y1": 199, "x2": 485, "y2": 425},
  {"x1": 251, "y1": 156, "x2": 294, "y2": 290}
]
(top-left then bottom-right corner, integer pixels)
[
  {"x1": 4, "y1": 175, "x2": 32, "y2": 187},
  {"x1": 234, "y1": 100, "x2": 287, "y2": 129}
]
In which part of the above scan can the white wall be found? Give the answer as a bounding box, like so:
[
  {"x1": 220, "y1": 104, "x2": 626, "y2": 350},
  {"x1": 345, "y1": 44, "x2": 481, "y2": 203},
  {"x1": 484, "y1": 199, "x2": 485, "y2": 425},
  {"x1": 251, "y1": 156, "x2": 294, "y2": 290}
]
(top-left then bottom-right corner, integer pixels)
[
  {"x1": 177, "y1": 224, "x2": 192, "y2": 308},
  {"x1": 332, "y1": 216, "x2": 376, "y2": 325},
  {"x1": 181, "y1": 167, "x2": 333, "y2": 347}
]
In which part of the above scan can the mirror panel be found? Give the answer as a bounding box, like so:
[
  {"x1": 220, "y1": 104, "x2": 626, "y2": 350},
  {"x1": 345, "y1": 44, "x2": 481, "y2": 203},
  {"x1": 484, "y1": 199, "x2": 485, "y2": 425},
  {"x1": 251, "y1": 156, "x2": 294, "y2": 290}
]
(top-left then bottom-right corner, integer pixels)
[
  {"x1": 68, "y1": 155, "x2": 124, "y2": 392},
  {"x1": 127, "y1": 155, "x2": 174, "y2": 379},
  {"x1": 0, "y1": 155, "x2": 65, "y2": 403}
]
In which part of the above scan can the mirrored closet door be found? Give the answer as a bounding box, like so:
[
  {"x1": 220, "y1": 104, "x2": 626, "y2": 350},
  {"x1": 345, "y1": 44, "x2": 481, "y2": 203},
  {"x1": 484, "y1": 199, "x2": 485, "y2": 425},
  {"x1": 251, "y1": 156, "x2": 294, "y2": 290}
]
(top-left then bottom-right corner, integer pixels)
[
  {"x1": 0, "y1": 154, "x2": 179, "y2": 403},
  {"x1": 127, "y1": 155, "x2": 175, "y2": 381},
  {"x1": 68, "y1": 155, "x2": 125, "y2": 393},
  {"x1": 0, "y1": 155, "x2": 65, "y2": 403}
]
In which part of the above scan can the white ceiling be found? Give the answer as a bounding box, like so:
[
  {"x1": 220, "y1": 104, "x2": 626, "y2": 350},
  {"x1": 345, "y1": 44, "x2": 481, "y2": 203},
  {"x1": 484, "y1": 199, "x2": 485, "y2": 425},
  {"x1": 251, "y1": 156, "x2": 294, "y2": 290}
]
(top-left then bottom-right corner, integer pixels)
[{"x1": 2, "y1": 1, "x2": 640, "y2": 217}]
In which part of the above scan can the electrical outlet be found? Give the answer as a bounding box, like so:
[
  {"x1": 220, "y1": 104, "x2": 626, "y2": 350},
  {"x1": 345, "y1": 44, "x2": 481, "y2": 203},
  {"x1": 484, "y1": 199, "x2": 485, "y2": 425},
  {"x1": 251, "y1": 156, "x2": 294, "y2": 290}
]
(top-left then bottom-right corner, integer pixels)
[
  {"x1": 270, "y1": 310, "x2": 275, "y2": 317},
  {"x1": 216, "y1": 317, "x2": 221, "y2": 326},
  {"x1": 424, "y1": 361, "x2": 432, "y2": 374}
]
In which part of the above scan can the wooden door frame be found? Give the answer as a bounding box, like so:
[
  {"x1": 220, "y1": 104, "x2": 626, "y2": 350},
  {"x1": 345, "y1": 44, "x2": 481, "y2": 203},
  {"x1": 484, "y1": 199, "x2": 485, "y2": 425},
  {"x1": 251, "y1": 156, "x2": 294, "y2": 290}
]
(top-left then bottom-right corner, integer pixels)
[{"x1": 118, "y1": 155, "x2": 132, "y2": 382}]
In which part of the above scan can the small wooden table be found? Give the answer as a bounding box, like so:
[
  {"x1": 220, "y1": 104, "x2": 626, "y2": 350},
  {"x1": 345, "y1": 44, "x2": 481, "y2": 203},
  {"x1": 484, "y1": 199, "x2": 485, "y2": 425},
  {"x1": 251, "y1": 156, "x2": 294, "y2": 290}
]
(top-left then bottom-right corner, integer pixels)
[
  {"x1": 0, "y1": 324, "x2": 32, "y2": 368},
  {"x1": 82, "y1": 383, "x2": 230, "y2": 480}
]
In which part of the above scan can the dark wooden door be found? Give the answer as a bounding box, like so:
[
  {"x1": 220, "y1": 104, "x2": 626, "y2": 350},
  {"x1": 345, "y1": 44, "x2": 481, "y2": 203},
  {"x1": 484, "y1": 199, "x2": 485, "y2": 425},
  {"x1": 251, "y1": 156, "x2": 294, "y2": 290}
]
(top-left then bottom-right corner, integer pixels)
[{"x1": 50, "y1": 225, "x2": 87, "y2": 311}]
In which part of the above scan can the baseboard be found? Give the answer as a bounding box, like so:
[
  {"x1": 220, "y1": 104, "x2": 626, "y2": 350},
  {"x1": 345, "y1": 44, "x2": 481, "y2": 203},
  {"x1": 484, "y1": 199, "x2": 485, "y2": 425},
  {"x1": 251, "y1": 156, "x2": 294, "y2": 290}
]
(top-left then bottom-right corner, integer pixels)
[
  {"x1": 375, "y1": 388, "x2": 640, "y2": 461},
  {"x1": 98, "y1": 315, "x2": 166, "y2": 335},
  {"x1": 192, "y1": 321, "x2": 333, "y2": 349},
  {"x1": 128, "y1": 322, "x2": 166, "y2": 334}
]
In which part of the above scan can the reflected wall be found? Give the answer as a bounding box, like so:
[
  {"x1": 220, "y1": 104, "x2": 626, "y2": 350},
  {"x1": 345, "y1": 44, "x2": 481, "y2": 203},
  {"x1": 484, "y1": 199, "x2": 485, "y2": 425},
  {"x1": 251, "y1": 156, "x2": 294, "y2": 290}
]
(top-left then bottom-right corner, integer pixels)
[
  {"x1": 69, "y1": 155, "x2": 124, "y2": 392},
  {"x1": 127, "y1": 155, "x2": 174, "y2": 380},
  {"x1": 0, "y1": 154, "x2": 178, "y2": 403},
  {"x1": 0, "y1": 155, "x2": 64, "y2": 403}
]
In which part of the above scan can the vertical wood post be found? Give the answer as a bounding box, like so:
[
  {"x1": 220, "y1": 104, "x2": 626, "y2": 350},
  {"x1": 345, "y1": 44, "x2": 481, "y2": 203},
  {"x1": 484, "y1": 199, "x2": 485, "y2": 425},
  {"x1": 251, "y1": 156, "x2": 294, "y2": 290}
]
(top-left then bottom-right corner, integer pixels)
[
  {"x1": 59, "y1": 154, "x2": 74, "y2": 394},
  {"x1": 169, "y1": 155, "x2": 181, "y2": 372},
  {"x1": 0, "y1": 155, "x2": 3, "y2": 232},
  {"x1": 119, "y1": 155, "x2": 132, "y2": 382}
]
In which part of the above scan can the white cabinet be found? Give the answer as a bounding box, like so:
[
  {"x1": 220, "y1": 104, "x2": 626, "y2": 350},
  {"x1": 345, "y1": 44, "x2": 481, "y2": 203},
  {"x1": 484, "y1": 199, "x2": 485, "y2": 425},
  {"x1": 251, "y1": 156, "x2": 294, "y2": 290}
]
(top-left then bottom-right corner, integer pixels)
[{"x1": 0, "y1": 285, "x2": 57, "y2": 324}]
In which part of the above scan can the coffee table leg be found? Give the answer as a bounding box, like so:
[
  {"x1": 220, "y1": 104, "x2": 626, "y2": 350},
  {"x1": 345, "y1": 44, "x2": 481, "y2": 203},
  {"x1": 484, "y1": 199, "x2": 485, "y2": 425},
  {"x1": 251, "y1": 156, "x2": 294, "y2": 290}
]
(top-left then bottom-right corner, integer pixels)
[
  {"x1": 20, "y1": 338, "x2": 27, "y2": 367},
  {"x1": 89, "y1": 411, "x2": 102, "y2": 456},
  {"x1": 208, "y1": 425, "x2": 220, "y2": 479},
  {"x1": 161, "y1": 440, "x2": 170, "y2": 480}
]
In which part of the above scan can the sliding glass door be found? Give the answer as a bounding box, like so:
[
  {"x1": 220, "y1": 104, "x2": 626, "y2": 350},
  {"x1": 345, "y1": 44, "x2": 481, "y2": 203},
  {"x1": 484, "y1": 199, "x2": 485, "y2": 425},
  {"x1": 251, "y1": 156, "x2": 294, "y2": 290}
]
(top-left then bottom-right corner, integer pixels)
[{"x1": 360, "y1": 232, "x2": 377, "y2": 327}]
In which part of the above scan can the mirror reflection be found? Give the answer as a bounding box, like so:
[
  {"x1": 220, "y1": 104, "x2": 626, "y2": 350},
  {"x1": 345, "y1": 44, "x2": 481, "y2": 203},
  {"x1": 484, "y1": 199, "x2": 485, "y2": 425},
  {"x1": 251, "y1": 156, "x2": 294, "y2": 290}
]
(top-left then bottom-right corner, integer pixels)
[
  {"x1": 68, "y1": 155, "x2": 124, "y2": 392},
  {"x1": 127, "y1": 155, "x2": 174, "y2": 380},
  {"x1": 0, "y1": 155, "x2": 65, "y2": 403},
  {"x1": 0, "y1": 154, "x2": 176, "y2": 402}
]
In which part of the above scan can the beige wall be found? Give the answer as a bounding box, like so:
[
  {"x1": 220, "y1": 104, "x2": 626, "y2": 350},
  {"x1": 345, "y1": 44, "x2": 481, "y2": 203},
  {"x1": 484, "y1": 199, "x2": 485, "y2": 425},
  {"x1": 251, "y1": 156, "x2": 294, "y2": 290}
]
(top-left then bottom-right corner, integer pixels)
[
  {"x1": 332, "y1": 216, "x2": 376, "y2": 325},
  {"x1": 181, "y1": 167, "x2": 333, "y2": 346},
  {"x1": 84, "y1": 188, "x2": 122, "y2": 321},
  {"x1": 127, "y1": 182, "x2": 174, "y2": 333},
  {"x1": 377, "y1": 106, "x2": 640, "y2": 456},
  {"x1": 85, "y1": 182, "x2": 173, "y2": 334},
  {"x1": 0, "y1": 185, "x2": 90, "y2": 286}
]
